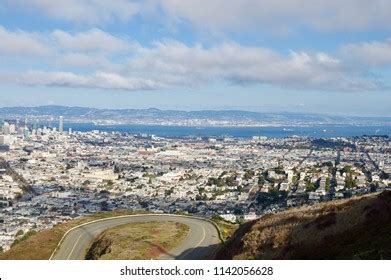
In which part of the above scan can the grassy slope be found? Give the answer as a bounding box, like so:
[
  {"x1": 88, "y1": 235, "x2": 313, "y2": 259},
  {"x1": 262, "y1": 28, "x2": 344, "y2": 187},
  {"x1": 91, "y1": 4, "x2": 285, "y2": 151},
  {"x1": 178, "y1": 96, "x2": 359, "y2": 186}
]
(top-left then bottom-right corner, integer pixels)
[
  {"x1": 215, "y1": 191, "x2": 391, "y2": 260},
  {"x1": 211, "y1": 217, "x2": 239, "y2": 241},
  {"x1": 0, "y1": 210, "x2": 145, "y2": 260},
  {"x1": 85, "y1": 221, "x2": 190, "y2": 260}
]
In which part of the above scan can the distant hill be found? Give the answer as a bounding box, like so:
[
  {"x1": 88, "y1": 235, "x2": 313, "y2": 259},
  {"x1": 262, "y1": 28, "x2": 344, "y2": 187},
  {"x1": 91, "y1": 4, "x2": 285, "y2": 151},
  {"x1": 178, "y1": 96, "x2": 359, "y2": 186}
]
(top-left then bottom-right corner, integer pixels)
[
  {"x1": 0, "y1": 105, "x2": 389, "y2": 125},
  {"x1": 215, "y1": 191, "x2": 391, "y2": 260}
]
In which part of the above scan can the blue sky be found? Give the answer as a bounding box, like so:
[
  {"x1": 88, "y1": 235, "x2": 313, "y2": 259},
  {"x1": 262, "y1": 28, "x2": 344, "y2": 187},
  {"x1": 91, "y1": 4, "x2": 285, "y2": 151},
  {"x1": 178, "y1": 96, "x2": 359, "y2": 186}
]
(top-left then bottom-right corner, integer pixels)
[{"x1": 0, "y1": 0, "x2": 390, "y2": 116}]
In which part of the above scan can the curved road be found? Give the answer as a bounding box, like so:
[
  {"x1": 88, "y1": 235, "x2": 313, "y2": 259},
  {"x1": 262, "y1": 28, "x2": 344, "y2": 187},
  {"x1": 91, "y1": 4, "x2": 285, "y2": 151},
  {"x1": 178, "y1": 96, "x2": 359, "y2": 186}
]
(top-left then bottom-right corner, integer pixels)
[{"x1": 50, "y1": 214, "x2": 221, "y2": 260}]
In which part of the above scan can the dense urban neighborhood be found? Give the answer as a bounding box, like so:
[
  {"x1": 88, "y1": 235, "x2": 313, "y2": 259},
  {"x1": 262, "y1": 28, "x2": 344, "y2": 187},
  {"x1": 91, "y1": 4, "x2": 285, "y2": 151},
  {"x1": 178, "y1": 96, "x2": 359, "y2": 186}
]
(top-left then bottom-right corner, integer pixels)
[{"x1": 0, "y1": 119, "x2": 390, "y2": 252}]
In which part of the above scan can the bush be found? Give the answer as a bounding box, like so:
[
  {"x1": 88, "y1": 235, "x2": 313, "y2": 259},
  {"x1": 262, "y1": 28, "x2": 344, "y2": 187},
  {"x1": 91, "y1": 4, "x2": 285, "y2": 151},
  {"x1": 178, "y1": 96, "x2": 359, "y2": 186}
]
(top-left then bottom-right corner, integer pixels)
[{"x1": 11, "y1": 230, "x2": 37, "y2": 248}]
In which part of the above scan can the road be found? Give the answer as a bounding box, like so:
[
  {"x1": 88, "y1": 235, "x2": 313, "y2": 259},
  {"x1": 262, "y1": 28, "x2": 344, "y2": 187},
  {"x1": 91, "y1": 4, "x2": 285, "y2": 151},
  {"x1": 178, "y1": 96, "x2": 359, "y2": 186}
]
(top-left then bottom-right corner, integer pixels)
[
  {"x1": 365, "y1": 151, "x2": 380, "y2": 171},
  {"x1": 295, "y1": 149, "x2": 313, "y2": 168},
  {"x1": 50, "y1": 214, "x2": 221, "y2": 260}
]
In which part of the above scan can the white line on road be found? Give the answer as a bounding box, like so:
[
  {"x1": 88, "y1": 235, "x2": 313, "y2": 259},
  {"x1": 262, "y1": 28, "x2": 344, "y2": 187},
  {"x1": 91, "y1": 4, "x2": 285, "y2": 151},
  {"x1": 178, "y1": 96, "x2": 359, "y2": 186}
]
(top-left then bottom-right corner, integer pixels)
[
  {"x1": 195, "y1": 226, "x2": 206, "y2": 248},
  {"x1": 67, "y1": 235, "x2": 82, "y2": 260},
  {"x1": 50, "y1": 214, "x2": 223, "y2": 260},
  {"x1": 178, "y1": 225, "x2": 206, "y2": 259}
]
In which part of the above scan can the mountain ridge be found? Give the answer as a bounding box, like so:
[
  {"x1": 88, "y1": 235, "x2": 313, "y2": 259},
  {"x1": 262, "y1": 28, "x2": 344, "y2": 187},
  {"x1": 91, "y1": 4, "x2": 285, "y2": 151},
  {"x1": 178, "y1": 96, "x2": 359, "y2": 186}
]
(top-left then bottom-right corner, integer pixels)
[{"x1": 0, "y1": 105, "x2": 390, "y2": 125}]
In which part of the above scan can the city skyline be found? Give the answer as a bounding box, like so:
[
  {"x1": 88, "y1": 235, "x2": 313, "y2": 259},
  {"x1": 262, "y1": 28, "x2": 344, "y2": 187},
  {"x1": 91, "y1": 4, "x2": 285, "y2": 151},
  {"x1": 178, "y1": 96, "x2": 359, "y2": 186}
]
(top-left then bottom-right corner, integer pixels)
[{"x1": 0, "y1": 1, "x2": 391, "y2": 116}]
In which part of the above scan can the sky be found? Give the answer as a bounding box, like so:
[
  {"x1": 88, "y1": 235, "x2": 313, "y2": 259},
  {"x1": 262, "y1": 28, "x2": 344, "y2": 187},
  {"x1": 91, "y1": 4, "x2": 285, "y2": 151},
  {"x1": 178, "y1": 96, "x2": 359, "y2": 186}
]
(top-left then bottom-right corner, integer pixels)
[{"x1": 0, "y1": 0, "x2": 390, "y2": 116}]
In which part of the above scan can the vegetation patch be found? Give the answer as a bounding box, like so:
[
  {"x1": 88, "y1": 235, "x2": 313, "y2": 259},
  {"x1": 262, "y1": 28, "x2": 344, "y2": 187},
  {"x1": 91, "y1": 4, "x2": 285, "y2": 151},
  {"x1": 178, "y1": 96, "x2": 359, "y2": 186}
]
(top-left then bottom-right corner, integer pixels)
[
  {"x1": 211, "y1": 215, "x2": 239, "y2": 242},
  {"x1": 85, "y1": 221, "x2": 190, "y2": 260}
]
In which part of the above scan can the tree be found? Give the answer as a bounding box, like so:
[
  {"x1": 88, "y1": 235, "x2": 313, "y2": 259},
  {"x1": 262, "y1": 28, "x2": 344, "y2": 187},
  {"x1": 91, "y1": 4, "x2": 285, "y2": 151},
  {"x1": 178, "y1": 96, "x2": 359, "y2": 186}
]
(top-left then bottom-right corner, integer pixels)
[
  {"x1": 258, "y1": 175, "x2": 265, "y2": 185},
  {"x1": 106, "y1": 180, "x2": 113, "y2": 186},
  {"x1": 322, "y1": 161, "x2": 334, "y2": 167},
  {"x1": 380, "y1": 171, "x2": 389, "y2": 180},
  {"x1": 113, "y1": 164, "x2": 121, "y2": 173},
  {"x1": 269, "y1": 186, "x2": 280, "y2": 200},
  {"x1": 197, "y1": 187, "x2": 205, "y2": 194},
  {"x1": 11, "y1": 230, "x2": 37, "y2": 248},
  {"x1": 306, "y1": 182, "x2": 317, "y2": 192},
  {"x1": 225, "y1": 175, "x2": 237, "y2": 186},
  {"x1": 100, "y1": 201, "x2": 109, "y2": 211},
  {"x1": 244, "y1": 170, "x2": 255, "y2": 180},
  {"x1": 165, "y1": 188, "x2": 174, "y2": 197},
  {"x1": 292, "y1": 175, "x2": 298, "y2": 186},
  {"x1": 82, "y1": 180, "x2": 91, "y2": 186},
  {"x1": 345, "y1": 176, "x2": 356, "y2": 189},
  {"x1": 342, "y1": 166, "x2": 352, "y2": 174},
  {"x1": 325, "y1": 177, "x2": 331, "y2": 192}
]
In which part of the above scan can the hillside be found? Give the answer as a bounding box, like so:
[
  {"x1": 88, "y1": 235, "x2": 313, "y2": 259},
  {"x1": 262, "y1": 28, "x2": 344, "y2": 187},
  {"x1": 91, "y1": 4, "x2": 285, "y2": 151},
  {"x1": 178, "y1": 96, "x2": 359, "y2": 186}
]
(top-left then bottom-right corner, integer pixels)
[
  {"x1": 0, "y1": 211, "x2": 140, "y2": 260},
  {"x1": 85, "y1": 221, "x2": 189, "y2": 260},
  {"x1": 215, "y1": 191, "x2": 391, "y2": 260},
  {"x1": 0, "y1": 105, "x2": 389, "y2": 125}
]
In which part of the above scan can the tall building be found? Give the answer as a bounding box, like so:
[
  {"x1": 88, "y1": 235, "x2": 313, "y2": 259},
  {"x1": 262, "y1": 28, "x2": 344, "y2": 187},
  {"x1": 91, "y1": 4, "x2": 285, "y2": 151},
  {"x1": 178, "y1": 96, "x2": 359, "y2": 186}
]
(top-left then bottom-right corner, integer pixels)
[
  {"x1": 9, "y1": 124, "x2": 16, "y2": 134},
  {"x1": 59, "y1": 116, "x2": 64, "y2": 133},
  {"x1": 3, "y1": 122, "x2": 10, "y2": 135},
  {"x1": 33, "y1": 120, "x2": 39, "y2": 131},
  {"x1": 23, "y1": 126, "x2": 30, "y2": 139}
]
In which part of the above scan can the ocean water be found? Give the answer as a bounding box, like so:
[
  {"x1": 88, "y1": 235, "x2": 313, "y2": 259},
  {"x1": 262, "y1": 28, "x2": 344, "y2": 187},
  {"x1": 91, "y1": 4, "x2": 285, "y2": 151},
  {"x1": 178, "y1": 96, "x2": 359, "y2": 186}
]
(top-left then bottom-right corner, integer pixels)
[{"x1": 62, "y1": 123, "x2": 391, "y2": 139}]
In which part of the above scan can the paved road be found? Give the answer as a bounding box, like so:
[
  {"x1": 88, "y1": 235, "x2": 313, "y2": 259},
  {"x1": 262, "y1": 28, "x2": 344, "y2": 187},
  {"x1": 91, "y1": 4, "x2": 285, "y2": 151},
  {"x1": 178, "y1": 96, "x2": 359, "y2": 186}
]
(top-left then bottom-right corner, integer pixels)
[{"x1": 51, "y1": 214, "x2": 221, "y2": 260}]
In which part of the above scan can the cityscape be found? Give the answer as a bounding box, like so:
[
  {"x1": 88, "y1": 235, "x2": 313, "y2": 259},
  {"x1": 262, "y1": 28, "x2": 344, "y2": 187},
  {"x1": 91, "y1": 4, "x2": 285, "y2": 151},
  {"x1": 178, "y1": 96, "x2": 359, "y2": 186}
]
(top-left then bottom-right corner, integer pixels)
[
  {"x1": 0, "y1": 116, "x2": 389, "y2": 252},
  {"x1": 1, "y1": 0, "x2": 391, "y2": 266}
]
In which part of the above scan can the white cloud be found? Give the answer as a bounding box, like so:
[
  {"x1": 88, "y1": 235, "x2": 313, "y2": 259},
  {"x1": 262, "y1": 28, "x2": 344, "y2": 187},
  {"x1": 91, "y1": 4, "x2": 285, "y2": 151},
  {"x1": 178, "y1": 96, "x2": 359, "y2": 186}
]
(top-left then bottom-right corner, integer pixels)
[
  {"x1": 52, "y1": 29, "x2": 131, "y2": 52},
  {"x1": 0, "y1": 26, "x2": 52, "y2": 56},
  {"x1": 158, "y1": 0, "x2": 391, "y2": 33},
  {"x1": 0, "y1": 25, "x2": 386, "y2": 92},
  {"x1": 340, "y1": 38, "x2": 391, "y2": 67},
  {"x1": 0, "y1": 26, "x2": 133, "y2": 70},
  {"x1": 7, "y1": 0, "x2": 391, "y2": 33},
  {"x1": 1, "y1": 71, "x2": 162, "y2": 91},
  {"x1": 10, "y1": 0, "x2": 141, "y2": 24},
  {"x1": 0, "y1": 39, "x2": 379, "y2": 92},
  {"x1": 54, "y1": 53, "x2": 114, "y2": 69},
  {"x1": 126, "y1": 41, "x2": 372, "y2": 91}
]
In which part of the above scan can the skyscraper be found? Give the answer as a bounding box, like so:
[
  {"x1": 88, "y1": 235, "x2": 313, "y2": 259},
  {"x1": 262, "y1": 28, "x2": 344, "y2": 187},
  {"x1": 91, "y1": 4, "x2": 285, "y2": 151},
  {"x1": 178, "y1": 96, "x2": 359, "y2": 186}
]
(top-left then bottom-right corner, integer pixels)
[
  {"x1": 33, "y1": 120, "x2": 39, "y2": 131},
  {"x1": 3, "y1": 122, "x2": 10, "y2": 135},
  {"x1": 9, "y1": 124, "x2": 16, "y2": 134},
  {"x1": 59, "y1": 116, "x2": 64, "y2": 133}
]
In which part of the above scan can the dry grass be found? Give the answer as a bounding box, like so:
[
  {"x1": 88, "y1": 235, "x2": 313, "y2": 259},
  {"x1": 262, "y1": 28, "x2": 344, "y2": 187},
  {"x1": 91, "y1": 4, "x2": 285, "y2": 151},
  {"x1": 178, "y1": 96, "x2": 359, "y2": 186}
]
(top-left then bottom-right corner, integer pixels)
[
  {"x1": 216, "y1": 191, "x2": 391, "y2": 260},
  {"x1": 0, "y1": 210, "x2": 146, "y2": 260},
  {"x1": 85, "y1": 221, "x2": 190, "y2": 260},
  {"x1": 211, "y1": 217, "x2": 239, "y2": 242}
]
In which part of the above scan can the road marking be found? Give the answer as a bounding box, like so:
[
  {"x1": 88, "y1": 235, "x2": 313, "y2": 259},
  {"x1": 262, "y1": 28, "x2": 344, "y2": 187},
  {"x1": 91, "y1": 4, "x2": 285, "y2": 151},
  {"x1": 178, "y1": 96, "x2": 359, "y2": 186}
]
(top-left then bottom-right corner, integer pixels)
[
  {"x1": 67, "y1": 234, "x2": 82, "y2": 260},
  {"x1": 195, "y1": 226, "x2": 206, "y2": 248},
  {"x1": 178, "y1": 225, "x2": 206, "y2": 259},
  {"x1": 50, "y1": 214, "x2": 223, "y2": 260}
]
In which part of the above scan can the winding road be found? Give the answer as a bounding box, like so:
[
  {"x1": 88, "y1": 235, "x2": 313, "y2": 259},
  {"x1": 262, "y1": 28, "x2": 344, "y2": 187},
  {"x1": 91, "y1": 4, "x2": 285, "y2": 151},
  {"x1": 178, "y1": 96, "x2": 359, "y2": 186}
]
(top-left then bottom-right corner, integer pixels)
[{"x1": 50, "y1": 214, "x2": 221, "y2": 260}]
